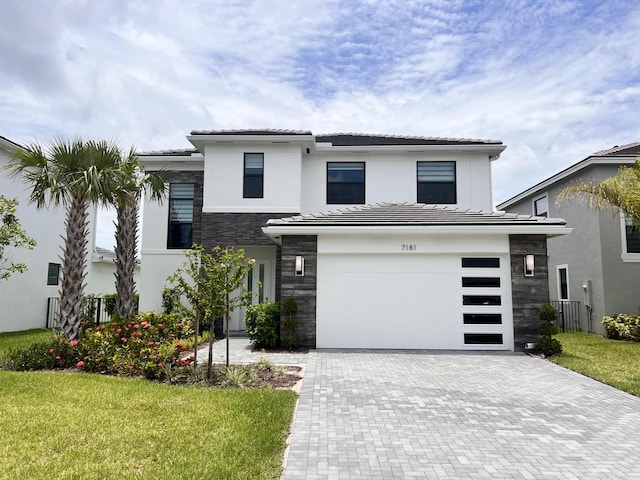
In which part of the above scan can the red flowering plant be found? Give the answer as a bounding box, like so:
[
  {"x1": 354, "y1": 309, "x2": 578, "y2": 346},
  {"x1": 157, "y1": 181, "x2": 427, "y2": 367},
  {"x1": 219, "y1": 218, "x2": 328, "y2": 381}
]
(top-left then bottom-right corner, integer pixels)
[{"x1": 74, "y1": 312, "x2": 192, "y2": 379}]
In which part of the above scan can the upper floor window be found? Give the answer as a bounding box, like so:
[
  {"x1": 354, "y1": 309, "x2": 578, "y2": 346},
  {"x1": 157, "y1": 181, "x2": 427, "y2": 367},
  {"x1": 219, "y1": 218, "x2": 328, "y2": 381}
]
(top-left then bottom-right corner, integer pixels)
[
  {"x1": 47, "y1": 263, "x2": 60, "y2": 286},
  {"x1": 167, "y1": 183, "x2": 194, "y2": 249},
  {"x1": 327, "y1": 162, "x2": 365, "y2": 204},
  {"x1": 417, "y1": 162, "x2": 456, "y2": 204},
  {"x1": 533, "y1": 195, "x2": 548, "y2": 217},
  {"x1": 243, "y1": 153, "x2": 264, "y2": 198}
]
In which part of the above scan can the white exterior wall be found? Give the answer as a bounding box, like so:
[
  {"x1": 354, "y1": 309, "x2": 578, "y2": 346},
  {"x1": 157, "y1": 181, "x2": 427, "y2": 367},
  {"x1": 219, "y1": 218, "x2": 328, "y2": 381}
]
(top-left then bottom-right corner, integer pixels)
[
  {"x1": 301, "y1": 151, "x2": 493, "y2": 213},
  {"x1": 202, "y1": 143, "x2": 302, "y2": 213},
  {"x1": 138, "y1": 251, "x2": 187, "y2": 312}
]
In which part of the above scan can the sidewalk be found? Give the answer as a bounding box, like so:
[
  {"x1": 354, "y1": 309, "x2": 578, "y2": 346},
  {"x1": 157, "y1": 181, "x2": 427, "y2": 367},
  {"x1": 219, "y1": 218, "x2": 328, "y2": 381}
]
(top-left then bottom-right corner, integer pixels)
[{"x1": 193, "y1": 337, "x2": 310, "y2": 365}]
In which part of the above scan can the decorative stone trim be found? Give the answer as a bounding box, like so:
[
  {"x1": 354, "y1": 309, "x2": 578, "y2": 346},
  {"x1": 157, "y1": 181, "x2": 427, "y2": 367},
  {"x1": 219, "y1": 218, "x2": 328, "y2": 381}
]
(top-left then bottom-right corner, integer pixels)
[
  {"x1": 280, "y1": 236, "x2": 317, "y2": 348},
  {"x1": 509, "y1": 234, "x2": 549, "y2": 350}
]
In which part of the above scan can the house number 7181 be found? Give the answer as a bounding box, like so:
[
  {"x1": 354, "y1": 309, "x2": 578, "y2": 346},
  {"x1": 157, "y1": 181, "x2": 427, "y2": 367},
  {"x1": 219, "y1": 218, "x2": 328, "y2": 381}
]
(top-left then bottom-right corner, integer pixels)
[{"x1": 401, "y1": 244, "x2": 417, "y2": 251}]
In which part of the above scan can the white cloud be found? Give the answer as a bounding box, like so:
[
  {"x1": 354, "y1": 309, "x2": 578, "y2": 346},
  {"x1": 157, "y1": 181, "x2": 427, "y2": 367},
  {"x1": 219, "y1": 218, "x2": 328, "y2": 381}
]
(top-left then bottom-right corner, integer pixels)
[{"x1": 2, "y1": 0, "x2": 640, "y2": 247}]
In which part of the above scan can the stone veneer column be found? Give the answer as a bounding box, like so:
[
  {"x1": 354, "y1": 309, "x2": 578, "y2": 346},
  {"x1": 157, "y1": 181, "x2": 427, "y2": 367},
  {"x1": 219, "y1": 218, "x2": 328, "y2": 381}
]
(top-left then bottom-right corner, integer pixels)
[
  {"x1": 280, "y1": 235, "x2": 317, "y2": 348},
  {"x1": 509, "y1": 234, "x2": 549, "y2": 350}
]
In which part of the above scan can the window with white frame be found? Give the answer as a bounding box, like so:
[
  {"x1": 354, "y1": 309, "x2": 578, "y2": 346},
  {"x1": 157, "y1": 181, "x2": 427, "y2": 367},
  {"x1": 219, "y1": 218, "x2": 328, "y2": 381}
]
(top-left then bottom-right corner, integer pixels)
[
  {"x1": 621, "y1": 214, "x2": 640, "y2": 260},
  {"x1": 533, "y1": 195, "x2": 548, "y2": 217},
  {"x1": 557, "y1": 265, "x2": 569, "y2": 300}
]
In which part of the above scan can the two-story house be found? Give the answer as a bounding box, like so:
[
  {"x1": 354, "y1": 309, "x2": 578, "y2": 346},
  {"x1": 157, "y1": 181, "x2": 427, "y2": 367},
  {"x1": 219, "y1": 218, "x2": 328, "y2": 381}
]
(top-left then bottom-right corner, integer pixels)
[
  {"x1": 497, "y1": 143, "x2": 640, "y2": 336},
  {"x1": 138, "y1": 129, "x2": 570, "y2": 351},
  {"x1": 0, "y1": 135, "x2": 122, "y2": 332}
]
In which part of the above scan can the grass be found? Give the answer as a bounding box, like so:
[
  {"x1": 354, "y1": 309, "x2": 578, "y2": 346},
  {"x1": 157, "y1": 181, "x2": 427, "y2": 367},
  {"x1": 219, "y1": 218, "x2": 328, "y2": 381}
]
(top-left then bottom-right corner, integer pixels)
[
  {"x1": 551, "y1": 331, "x2": 640, "y2": 397},
  {"x1": 0, "y1": 330, "x2": 298, "y2": 479},
  {"x1": 0, "y1": 329, "x2": 54, "y2": 360}
]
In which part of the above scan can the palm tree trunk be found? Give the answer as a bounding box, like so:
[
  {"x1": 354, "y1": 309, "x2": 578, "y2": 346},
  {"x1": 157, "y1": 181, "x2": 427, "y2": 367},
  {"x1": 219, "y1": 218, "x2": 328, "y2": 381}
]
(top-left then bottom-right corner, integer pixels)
[
  {"x1": 115, "y1": 198, "x2": 138, "y2": 319},
  {"x1": 58, "y1": 197, "x2": 89, "y2": 340}
]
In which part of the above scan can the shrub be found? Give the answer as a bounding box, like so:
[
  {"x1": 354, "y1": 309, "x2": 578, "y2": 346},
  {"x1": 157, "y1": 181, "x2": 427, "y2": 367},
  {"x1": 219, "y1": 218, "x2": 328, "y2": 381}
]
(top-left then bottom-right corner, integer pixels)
[
  {"x1": 535, "y1": 303, "x2": 562, "y2": 356},
  {"x1": 103, "y1": 294, "x2": 117, "y2": 317},
  {"x1": 536, "y1": 337, "x2": 563, "y2": 356},
  {"x1": 602, "y1": 314, "x2": 640, "y2": 342},
  {"x1": 3, "y1": 338, "x2": 76, "y2": 371},
  {"x1": 245, "y1": 302, "x2": 280, "y2": 348}
]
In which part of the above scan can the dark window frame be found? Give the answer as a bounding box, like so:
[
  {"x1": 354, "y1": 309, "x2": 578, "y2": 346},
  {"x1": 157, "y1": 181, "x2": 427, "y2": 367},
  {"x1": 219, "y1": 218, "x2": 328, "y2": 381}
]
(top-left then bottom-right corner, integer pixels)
[
  {"x1": 462, "y1": 257, "x2": 500, "y2": 268},
  {"x1": 167, "y1": 183, "x2": 195, "y2": 249},
  {"x1": 557, "y1": 266, "x2": 569, "y2": 301},
  {"x1": 533, "y1": 195, "x2": 548, "y2": 217},
  {"x1": 47, "y1": 263, "x2": 60, "y2": 286},
  {"x1": 243, "y1": 153, "x2": 264, "y2": 199},
  {"x1": 624, "y1": 215, "x2": 640, "y2": 253},
  {"x1": 462, "y1": 277, "x2": 501, "y2": 288},
  {"x1": 462, "y1": 295, "x2": 502, "y2": 306},
  {"x1": 326, "y1": 162, "x2": 365, "y2": 204},
  {"x1": 463, "y1": 313, "x2": 503, "y2": 325},
  {"x1": 417, "y1": 161, "x2": 456, "y2": 204},
  {"x1": 464, "y1": 333, "x2": 503, "y2": 345}
]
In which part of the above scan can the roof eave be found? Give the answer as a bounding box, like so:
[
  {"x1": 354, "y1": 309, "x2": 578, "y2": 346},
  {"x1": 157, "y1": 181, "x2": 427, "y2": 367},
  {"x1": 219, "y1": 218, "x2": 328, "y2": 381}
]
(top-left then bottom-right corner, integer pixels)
[
  {"x1": 139, "y1": 154, "x2": 204, "y2": 171},
  {"x1": 187, "y1": 134, "x2": 315, "y2": 153},
  {"x1": 497, "y1": 156, "x2": 638, "y2": 209},
  {"x1": 262, "y1": 224, "x2": 571, "y2": 242},
  {"x1": 314, "y1": 142, "x2": 506, "y2": 159}
]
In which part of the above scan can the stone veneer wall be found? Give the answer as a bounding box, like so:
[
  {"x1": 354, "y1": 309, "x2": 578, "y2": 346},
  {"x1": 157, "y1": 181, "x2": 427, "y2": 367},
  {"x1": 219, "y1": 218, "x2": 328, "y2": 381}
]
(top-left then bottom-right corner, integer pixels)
[
  {"x1": 280, "y1": 235, "x2": 317, "y2": 348},
  {"x1": 510, "y1": 234, "x2": 549, "y2": 350},
  {"x1": 161, "y1": 171, "x2": 204, "y2": 246},
  {"x1": 200, "y1": 213, "x2": 299, "y2": 304}
]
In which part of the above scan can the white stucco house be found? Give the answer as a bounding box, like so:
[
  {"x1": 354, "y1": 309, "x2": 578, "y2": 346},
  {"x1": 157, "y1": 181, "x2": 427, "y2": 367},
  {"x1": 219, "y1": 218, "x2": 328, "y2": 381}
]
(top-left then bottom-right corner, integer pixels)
[
  {"x1": 0, "y1": 135, "x2": 122, "y2": 332},
  {"x1": 138, "y1": 129, "x2": 570, "y2": 351}
]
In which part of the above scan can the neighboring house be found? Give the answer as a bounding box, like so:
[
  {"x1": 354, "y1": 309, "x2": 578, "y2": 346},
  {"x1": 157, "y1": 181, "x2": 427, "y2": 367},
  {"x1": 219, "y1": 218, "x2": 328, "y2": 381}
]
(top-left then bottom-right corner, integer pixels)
[
  {"x1": 497, "y1": 142, "x2": 640, "y2": 335},
  {"x1": 0, "y1": 135, "x2": 121, "y2": 332},
  {"x1": 139, "y1": 129, "x2": 569, "y2": 351}
]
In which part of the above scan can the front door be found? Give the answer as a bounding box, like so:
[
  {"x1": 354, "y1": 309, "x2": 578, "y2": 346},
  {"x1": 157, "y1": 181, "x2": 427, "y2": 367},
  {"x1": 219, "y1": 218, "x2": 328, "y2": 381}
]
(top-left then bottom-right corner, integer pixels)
[{"x1": 229, "y1": 259, "x2": 274, "y2": 332}]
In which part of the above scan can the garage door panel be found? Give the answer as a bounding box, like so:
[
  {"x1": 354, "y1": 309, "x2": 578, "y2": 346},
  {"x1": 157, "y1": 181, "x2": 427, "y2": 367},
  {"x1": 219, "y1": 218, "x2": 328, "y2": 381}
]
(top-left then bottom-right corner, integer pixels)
[{"x1": 316, "y1": 253, "x2": 512, "y2": 350}]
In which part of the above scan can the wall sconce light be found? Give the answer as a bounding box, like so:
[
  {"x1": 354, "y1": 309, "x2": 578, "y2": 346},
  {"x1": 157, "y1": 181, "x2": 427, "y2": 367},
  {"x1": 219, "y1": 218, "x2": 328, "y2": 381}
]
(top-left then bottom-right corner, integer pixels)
[
  {"x1": 524, "y1": 254, "x2": 535, "y2": 277},
  {"x1": 295, "y1": 256, "x2": 305, "y2": 276}
]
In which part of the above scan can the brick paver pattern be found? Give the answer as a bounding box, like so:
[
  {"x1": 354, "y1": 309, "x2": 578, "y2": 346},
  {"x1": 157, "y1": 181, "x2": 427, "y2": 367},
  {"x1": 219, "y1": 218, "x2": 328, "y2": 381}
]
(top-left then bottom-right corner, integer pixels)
[{"x1": 283, "y1": 350, "x2": 640, "y2": 480}]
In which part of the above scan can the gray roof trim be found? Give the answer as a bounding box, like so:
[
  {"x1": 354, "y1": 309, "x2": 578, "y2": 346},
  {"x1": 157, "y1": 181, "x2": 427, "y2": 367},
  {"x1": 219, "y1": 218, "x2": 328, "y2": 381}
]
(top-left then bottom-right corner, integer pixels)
[
  {"x1": 138, "y1": 148, "x2": 200, "y2": 156},
  {"x1": 316, "y1": 133, "x2": 503, "y2": 146},
  {"x1": 190, "y1": 129, "x2": 312, "y2": 135},
  {"x1": 497, "y1": 154, "x2": 638, "y2": 210},
  {"x1": 266, "y1": 202, "x2": 566, "y2": 227}
]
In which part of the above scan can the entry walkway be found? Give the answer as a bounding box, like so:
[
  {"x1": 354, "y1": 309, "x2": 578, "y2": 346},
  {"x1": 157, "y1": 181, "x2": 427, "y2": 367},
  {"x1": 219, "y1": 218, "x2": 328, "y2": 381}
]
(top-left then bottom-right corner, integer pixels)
[{"x1": 283, "y1": 349, "x2": 640, "y2": 479}]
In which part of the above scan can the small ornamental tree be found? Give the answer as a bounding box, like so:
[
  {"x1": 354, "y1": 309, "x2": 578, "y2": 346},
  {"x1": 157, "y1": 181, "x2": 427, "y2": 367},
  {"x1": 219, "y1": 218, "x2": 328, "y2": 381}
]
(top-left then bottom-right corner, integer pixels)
[
  {"x1": 166, "y1": 244, "x2": 254, "y2": 371},
  {"x1": 0, "y1": 196, "x2": 36, "y2": 281},
  {"x1": 535, "y1": 303, "x2": 562, "y2": 356}
]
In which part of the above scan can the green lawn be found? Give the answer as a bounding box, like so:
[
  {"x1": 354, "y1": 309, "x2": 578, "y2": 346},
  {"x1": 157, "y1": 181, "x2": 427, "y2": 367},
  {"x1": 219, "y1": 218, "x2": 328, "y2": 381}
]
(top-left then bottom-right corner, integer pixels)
[
  {"x1": 552, "y1": 331, "x2": 640, "y2": 397},
  {"x1": 0, "y1": 328, "x2": 54, "y2": 360},
  {"x1": 0, "y1": 330, "x2": 297, "y2": 479}
]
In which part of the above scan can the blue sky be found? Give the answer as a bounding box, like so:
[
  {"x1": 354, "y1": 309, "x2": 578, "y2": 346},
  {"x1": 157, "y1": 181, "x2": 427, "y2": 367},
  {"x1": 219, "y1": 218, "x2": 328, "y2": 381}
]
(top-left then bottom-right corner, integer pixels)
[{"x1": 2, "y1": 0, "x2": 640, "y2": 248}]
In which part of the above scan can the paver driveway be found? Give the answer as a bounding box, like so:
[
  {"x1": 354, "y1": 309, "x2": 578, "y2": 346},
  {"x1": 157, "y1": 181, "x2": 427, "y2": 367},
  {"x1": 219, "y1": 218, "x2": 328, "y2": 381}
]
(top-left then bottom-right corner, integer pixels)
[{"x1": 283, "y1": 350, "x2": 640, "y2": 480}]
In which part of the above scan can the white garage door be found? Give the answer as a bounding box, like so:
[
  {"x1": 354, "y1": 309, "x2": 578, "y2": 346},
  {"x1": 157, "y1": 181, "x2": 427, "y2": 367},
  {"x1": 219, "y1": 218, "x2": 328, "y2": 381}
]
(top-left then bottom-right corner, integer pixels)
[{"x1": 316, "y1": 253, "x2": 513, "y2": 350}]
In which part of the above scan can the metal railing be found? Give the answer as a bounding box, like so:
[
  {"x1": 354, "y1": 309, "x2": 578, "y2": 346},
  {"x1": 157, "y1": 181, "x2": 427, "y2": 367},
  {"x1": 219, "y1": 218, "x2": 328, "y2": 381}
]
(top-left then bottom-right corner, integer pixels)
[
  {"x1": 46, "y1": 296, "x2": 111, "y2": 330},
  {"x1": 551, "y1": 300, "x2": 583, "y2": 332}
]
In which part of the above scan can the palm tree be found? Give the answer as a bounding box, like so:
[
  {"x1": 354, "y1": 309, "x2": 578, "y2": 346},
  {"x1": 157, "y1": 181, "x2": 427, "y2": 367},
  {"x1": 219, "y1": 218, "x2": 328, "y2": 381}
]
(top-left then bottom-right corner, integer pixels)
[
  {"x1": 6, "y1": 138, "x2": 120, "y2": 339},
  {"x1": 111, "y1": 149, "x2": 166, "y2": 319},
  {"x1": 557, "y1": 158, "x2": 640, "y2": 227}
]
